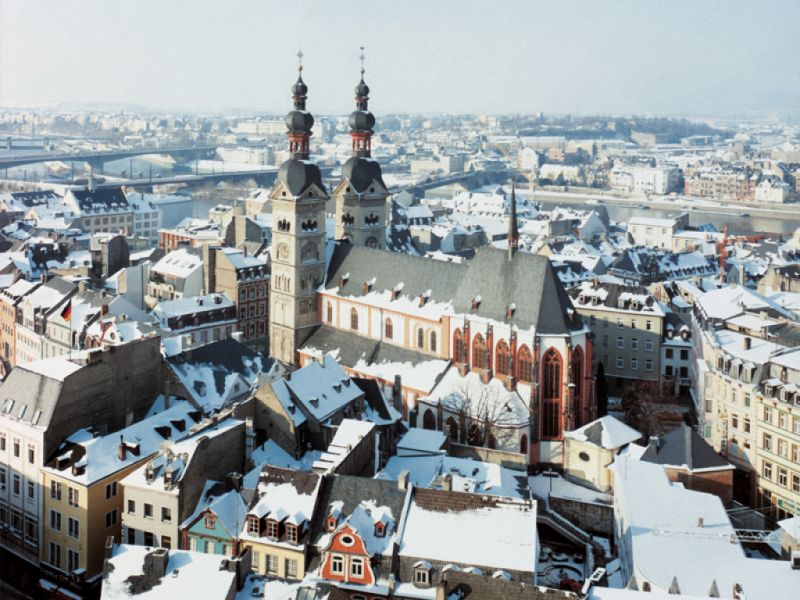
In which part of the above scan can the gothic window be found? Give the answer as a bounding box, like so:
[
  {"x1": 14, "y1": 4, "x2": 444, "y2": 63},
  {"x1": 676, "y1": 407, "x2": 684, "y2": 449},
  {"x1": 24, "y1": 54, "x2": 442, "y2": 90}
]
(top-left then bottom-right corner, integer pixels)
[
  {"x1": 423, "y1": 409, "x2": 435, "y2": 430},
  {"x1": 571, "y1": 347, "x2": 584, "y2": 400},
  {"x1": 342, "y1": 213, "x2": 355, "y2": 226},
  {"x1": 350, "y1": 308, "x2": 359, "y2": 331},
  {"x1": 496, "y1": 340, "x2": 512, "y2": 377},
  {"x1": 430, "y1": 331, "x2": 437, "y2": 353},
  {"x1": 365, "y1": 236, "x2": 379, "y2": 248},
  {"x1": 446, "y1": 417, "x2": 458, "y2": 442},
  {"x1": 520, "y1": 434, "x2": 528, "y2": 456},
  {"x1": 467, "y1": 423, "x2": 483, "y2": 446},
  {"x1": 417, "y1": 328, "x2": 424, "y2": 349},
  {"x1": 365, "y1": 213, "x2": 380, "y2": 225},
  {"x1": 326, "y1": 303, "x2": 333, "y2": 323},
  {"x1": 453, "y1": 329, "x2": 467, "y2": 363},
  {"x1": 385, "y1": 318, "x2": 393, "y2": 339},
  {"x1": 300, "y1": 242, "x2": 318, "y2": 263},
  {"x1": 542, "y1": 348, "x2": 562, "y2": 439},
  {"x1": 517, "y1": 345, "x2": 533, "y2": 382},
  {"x1": 472, "y1": 333, "x2": 490, "y2": 370}
]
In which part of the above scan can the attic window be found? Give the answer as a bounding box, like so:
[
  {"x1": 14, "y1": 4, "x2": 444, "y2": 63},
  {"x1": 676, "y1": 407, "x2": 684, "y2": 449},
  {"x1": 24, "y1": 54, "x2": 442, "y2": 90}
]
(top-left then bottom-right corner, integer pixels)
[
  {"x1": 193, "y1": 381, "x2": 206, "y2": 397},
  {"x1": 374, "y1": 522, "x2": 386, "y2": 537},
  {"x1": 326, "y1": 516, "x2": 337, "y2": 532},
  {"x1": 471, "y1": 295, "x2": 481, "y2": 311},
  {"x1": 506, "y1": 303, "x2": 516, "y2": 319},
  {"x1": 310, "y1": 398, "x2": 319, "y2": 408}
]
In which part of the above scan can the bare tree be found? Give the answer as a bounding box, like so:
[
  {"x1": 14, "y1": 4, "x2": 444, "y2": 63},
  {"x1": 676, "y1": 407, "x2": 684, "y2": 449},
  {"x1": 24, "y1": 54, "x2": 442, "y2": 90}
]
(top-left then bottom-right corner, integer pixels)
[
  {"x1": 441, "y1": 378, "x2": 524, "y2": 450},
  {"x1": 621, "y1": 379, "x2": 677, "y2": 437}
]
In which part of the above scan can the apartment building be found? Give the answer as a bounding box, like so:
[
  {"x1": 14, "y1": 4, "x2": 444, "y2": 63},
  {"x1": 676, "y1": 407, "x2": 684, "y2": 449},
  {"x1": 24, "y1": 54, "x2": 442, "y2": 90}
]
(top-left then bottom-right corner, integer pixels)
[
  {"x1": 570, "y1": 281, "x2": 665, "y2": 390},
  {"x1": 627, "y1": 213, "x2": 689, "y2": 249}
]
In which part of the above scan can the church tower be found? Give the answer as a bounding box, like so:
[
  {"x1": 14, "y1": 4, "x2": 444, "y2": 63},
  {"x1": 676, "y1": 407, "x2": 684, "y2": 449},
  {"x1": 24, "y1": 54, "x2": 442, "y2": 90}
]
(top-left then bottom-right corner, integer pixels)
[
  {"x1": 333, "y1": 48, "x2": 388, "y2": 249},
  {"x1": 268, "y1": 53, "x2": 328, "y2": 365}
]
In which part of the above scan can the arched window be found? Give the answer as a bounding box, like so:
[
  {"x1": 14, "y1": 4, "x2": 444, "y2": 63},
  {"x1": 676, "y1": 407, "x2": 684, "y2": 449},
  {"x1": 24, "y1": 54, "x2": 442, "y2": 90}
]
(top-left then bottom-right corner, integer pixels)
[
  {"x1": 446, "y1": 417, "x2": 458, "y2": 442},
  {"x1": 430, "y1": 331, "x2": 437, "y2": 353},
  {"x1": 496, "y1": 340, "x2": 512, "y2": 377},
  {"x1": 542, "y1": 348, "x2": 562, "y2": 438},
  {"x1": 385, "y1": 318, "x2": 393, "y2": 339},
  {"x1": 453, "y1": 329, "x2": 467, "y2": 363},
  {"x1": 520, "y1": 434, "x2": 528, "y2": 456},
  {"x1": 472, "y1": 333, "x2": 490, "y2": 370},
  {"x1": 417, "y1": 328, "x2": 425, "y2": 349},
  {"x1": 423, "y1": 408, "x2": 436, "y2": 430},
  {"x1": 467, "y1": 423, "x2": 483, "y2": 446},
  {"x1": 517, "y1": 345, "x2": 533, "y2": 382},
  {"x1": 571, "y1": 346, "x2": 584, "y2": 400},
  {"x1": 326, "y1": 302, "x2": 333, "y2": 323},
  {"x1": 350, "y1": 308, "x2": 359, "y2": 331},
  {"x1": 300, "y1": 241, "x2": 318, "y2": 263}
]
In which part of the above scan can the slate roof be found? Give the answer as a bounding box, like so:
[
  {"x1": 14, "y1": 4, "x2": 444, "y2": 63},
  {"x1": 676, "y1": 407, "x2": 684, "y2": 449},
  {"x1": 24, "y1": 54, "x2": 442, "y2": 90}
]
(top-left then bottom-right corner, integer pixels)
[
  {"x1": 69, "y1": 187, "x2": 129, "y2": 211},
  {"x1": 641, "y1": 423, "x2": 732, "y2": 471},
  {"x1": 277, "y1": 159, "x2": 326, "y2": 198},
  {"x1": 302, "y1": 325, "x2": 437, "y2": 368},
  {"x1": 438, "y1": 570, "x2": 578, "y2": 600},
  {"x1": 325, "y1": 244, "x2": 577, "y2": 334},
  {"x1": 309, "y1": 475, "x2": 407, "y2": 548}
]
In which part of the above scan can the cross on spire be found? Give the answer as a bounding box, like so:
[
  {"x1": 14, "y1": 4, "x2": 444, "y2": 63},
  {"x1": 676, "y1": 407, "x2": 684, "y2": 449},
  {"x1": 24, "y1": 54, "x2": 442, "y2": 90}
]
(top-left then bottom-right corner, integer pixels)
[
  {"x1": 297, "y1": 49, "x2": 304, "y2": 73},
  {"x1": 359, "y1": 46, "x2": 366, "y2": 77}
]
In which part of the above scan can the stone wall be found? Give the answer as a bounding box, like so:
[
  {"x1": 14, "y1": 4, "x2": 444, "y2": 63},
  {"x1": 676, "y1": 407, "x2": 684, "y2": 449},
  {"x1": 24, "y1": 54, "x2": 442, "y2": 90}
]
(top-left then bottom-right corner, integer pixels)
[
  {"x1": 549, "y1": 496, "x2": 614, "y2": 536},
  {"x1": 449, "y1": 442, "x2": 528, "y2": 471}
]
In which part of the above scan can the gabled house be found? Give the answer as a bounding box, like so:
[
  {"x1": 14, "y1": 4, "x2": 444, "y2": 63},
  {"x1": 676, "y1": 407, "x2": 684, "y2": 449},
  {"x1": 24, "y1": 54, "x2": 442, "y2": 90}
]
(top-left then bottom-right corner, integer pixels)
[
  {"x1": 239, "y1": 465, "x2": 322, "y2": 580},
  {"x1": 309, "y1": 475, "x2": 410, "y2": 595},
  {"x1": 181, "y1": 482, "x2": 249, "y2": 557}
]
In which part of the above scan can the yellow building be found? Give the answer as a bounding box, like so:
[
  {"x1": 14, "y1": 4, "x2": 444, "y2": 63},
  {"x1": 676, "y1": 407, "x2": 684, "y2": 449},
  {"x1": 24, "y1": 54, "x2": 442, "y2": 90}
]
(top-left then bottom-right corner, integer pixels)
[{"x1": 40, "y1": 402, "x2": 199, "y2": 581}]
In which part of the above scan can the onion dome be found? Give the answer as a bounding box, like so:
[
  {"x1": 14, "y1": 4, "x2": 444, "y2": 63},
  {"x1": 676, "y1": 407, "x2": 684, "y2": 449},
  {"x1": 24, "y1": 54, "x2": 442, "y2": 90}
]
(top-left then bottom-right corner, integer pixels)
[
  {"x1": 348, "y1": 109, "x2": 375, "y2": 133},
  {"x1": 292, "y1": 75, "x2": 308, "y2": 97},
  {"x1": 278, "y1": 158, "x2": 324, "y2": 197},
  {"x1": 286, "y1": 110, "x2": 314, "y2": 133},
  {"x1": 355, "y1": 77, "x2": 370, "y2": 98},
  {"x1": 342, "y1": 156, "x2": 385, "y2": 193}
]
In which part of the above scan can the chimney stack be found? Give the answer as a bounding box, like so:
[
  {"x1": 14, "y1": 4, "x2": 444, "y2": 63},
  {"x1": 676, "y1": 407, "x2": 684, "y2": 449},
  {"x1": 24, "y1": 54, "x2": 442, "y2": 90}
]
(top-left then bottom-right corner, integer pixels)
[
  {"x1": 118, "y1": 435, "x2": 127, "y2": 461},
  {"x1": 697, "y1": 516, "x2": 704, "y2": 528},
  {"x1": 245, "y1": 417, "x2": 255, "y2": 464},
  {"x1": 442, "y1": 473, "x2": 453, "y2": 492},
  {"x1": 744, "y1": 336, "x2": 751, "y2": 350},
  {"x1": 397, "y1": 469, "x2": 410, "y2": 491}
]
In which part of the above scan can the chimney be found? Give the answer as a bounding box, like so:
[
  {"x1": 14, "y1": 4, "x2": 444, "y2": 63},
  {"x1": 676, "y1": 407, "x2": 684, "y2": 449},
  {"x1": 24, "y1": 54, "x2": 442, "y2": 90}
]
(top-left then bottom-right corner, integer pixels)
[
  {"x1": 145, "y1": 461, "x2": 155, "y2": 482},
  {"x1": 397, "y1": 469, "x2": 410, "y2": 491},
  {"x1": 231, "y1": 331, "x2": 244, "y2": 343},
  {"x1": 648, "y1": 435, "x2": 661, "y2": 453},
  {"x1": 697, "y1": 516, "x2": 704, "y2": 528},
  {"x1": 392, "y1": 375, "x2": 402, "y2": 412},
  {"x1": 78, "y1": 280, "x2": 87, "y2": 293},
  {"x1": 245, "y1": 417, "x2": 255, "y2": 464},
  {"x1": 144, "y1": 548, "x2": 169, "y2": 580},
  {"x1": 118, "y1": 435, "x2": 127, "y2": 461},
  {"x1": 732, "y1": 583, "x2": 744, "y2": 599},
  {"x1": 101, "y1": 303, "x2": 109, "y2": 316},
  {"x1": 104, "y1": 535, "x2": 115, "y2": 560},
  {"x1": 225, "y1": 472, "x2": 243, "y2": 492},
  {"x1": 164, "y1": 463, "x2": 174, "y2": 487},
  {"x1": 441, "y1": 473, "x2": 453, "y2": 492},
  {"x1": 163, "y1": 379, "x2": 171, "y2": 410},
  {"x1": 743, "y1": 336, "x2": 751, "y2": 350}
]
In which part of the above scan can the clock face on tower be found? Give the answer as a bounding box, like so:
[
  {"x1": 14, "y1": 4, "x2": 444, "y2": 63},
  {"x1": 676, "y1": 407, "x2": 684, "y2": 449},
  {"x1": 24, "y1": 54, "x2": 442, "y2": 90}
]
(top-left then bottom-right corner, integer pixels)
[
  {"x1": 365, "y1": 236, "x2": 379, "y2": 249},
  {"x1": 277, "y1": 243, "x2": 289, "y2": 260}
]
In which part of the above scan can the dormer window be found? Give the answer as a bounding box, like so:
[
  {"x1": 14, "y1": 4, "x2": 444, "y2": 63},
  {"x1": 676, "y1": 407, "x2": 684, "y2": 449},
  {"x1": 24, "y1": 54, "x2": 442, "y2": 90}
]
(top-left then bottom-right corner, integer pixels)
[
  {"x1": 374, "y1": 522, "x2": 386, "y2": 538},
  {"x1": 247, "y1": 515, "x2": 260, "y2": 535},
  {"x1": 414, "y1": 561, "x2": 432, "y2": 588},
  {"x1": 266, "y1": 519, "x2": 279, "y2": 539},
  {"x1": 471, "y1": 295, "x2": 481, "y2": 311},
  {"x1": 204, "y1": 515, "x2": 215, "y2": 529},
  {"x1": 326, "y1": 516, "x2": 337, "y2": 532},
  {"x1": 286, "y1": 523, "x2": 298, "y2": 544}
]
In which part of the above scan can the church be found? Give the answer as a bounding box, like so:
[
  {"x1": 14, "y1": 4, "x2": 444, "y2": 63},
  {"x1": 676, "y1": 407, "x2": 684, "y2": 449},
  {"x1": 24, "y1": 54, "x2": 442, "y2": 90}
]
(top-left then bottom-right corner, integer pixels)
[{"x1": 267, "y1": 58, "x2": 596, "y2": 466}]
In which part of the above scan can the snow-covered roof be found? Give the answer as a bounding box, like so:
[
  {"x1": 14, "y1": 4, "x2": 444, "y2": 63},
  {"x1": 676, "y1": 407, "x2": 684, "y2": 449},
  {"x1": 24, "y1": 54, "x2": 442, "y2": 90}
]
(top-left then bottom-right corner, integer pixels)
[
  {"x1": 311, "y1": 419, "x2": 375, "y2": 474},
  {"x1": 151, "y1": 247, "x2": 203, "y2": 279},
  {"x1": 396, "y1": 427, "x2": 448, "y2": 456},
  {"x1": 245, "y1": 467, "x2": 322, "y2": 530},
  {"x1": 102, "y1": 544, "x2": 237, "y2": 600},
  {"x1": 564, "y1": 415, "x2": 641, "y2": 449},
  {"x1": 46, "y1": 401, "x2": 200, "y2": 485},
  {"x1": 612, "y1": 455, "x2": 799, "y2": 599},
  {"x1": 18, "y1": 357, "x2": 82, "y2": 382},
  {"x1": 398, "y1": 488, "x2": 537, "y2": 574}
]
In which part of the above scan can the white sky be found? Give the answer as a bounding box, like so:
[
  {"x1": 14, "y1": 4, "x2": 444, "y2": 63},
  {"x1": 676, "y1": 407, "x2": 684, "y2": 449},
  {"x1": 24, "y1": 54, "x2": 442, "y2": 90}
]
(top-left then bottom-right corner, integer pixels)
[{"x1": 0, "y1": 0, "x2": 798, "y2": 116}]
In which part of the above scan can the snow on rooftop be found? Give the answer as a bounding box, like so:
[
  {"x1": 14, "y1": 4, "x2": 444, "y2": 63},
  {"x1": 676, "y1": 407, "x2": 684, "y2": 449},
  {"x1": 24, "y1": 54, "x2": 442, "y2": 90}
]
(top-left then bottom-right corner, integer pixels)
[
  {"x1": 103, "y1": 544, "x2": 237, "y2": 600},
  {"x1": 398, "y1": 493, "x2": 537, "y2": 574},
  {"x1": 564, "y1": 415, "x2": 642, "y2": 449},
  {"x1": 19, "y1": 356, "x2": 82, "y2": 382},
  {"x1": 396, "y1": 427, "x2": 447, "y2": 456}
]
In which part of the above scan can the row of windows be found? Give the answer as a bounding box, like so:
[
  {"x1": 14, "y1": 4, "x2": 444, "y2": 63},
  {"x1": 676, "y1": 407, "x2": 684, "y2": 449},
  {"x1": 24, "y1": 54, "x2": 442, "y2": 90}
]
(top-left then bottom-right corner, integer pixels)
[
  {"x1": 48, "y1": 510, "x2": 80, "y2": 539},
  {"x1": 47, "y1": 541, "x2": 80, "y2": 573},
  {"x1": 0, "y1": 503, "x2": 38, "y2": 545},
  {"x1": 590, "y1": 315, "x2": 654, "y2": 330},
  {"x1": 762, "y1": 461, "x2": 800, "y2": 493},
  {"x1": 761, "y1": 406, "x2": 800, "y2": 434},
  {"x1": 605, "y1": 336, "x2": 656, "y2": 351},
  {"x1": 239, "y1": 285, "x2": 268, "y2": 301},
  {"x1": 127, "y1": 499, "x2": 171, "y2": 522},
  {"x1": 49, "y1": 481, "x2": 80, "y2": 506},
  {"x1": 127, "y1": 526, "x2": 171, "y2": 549},
  {"x1": 0, "y1": 467, "x2": 36, "y2": 501},
  {"x1": 761, "y1": 433, "x2": 800, "y2": 462},
  {"x1": 0, "y1": 434, "x2": 35, "y2": 463},
  {"x1": 249, "y1": 550, "x2": 298, "y2": 578},
  {"x1": 614, "y1": 356, "x2": 654, "y2": 371}
]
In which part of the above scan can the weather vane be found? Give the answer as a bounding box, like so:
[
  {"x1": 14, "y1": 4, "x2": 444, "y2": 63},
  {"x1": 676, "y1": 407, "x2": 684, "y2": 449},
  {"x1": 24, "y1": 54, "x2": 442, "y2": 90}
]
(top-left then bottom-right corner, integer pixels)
[
  {"x1": 359, "y1": 46, "x2": 366, "y2": 77},
  {"x1": 297, "y1": 49, "x2": 304, "y2": 73}
]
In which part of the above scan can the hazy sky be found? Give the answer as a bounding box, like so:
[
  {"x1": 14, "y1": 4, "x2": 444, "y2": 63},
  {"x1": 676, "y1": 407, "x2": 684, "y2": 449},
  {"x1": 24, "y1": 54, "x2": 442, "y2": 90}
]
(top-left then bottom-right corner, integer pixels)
[{"x1": 1, "y1": 0, "x2": 798, "y2": 116}]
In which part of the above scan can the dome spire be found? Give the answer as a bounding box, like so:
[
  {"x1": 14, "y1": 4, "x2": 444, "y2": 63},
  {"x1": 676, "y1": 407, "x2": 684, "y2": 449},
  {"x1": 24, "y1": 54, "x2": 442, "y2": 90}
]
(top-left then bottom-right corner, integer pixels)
[
  {"x1": 286, "y1": 49, "x2": 313, "y2": 160},
  {"x1": 349, "y1": 46, "x2": 374, "y2": 157}
]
